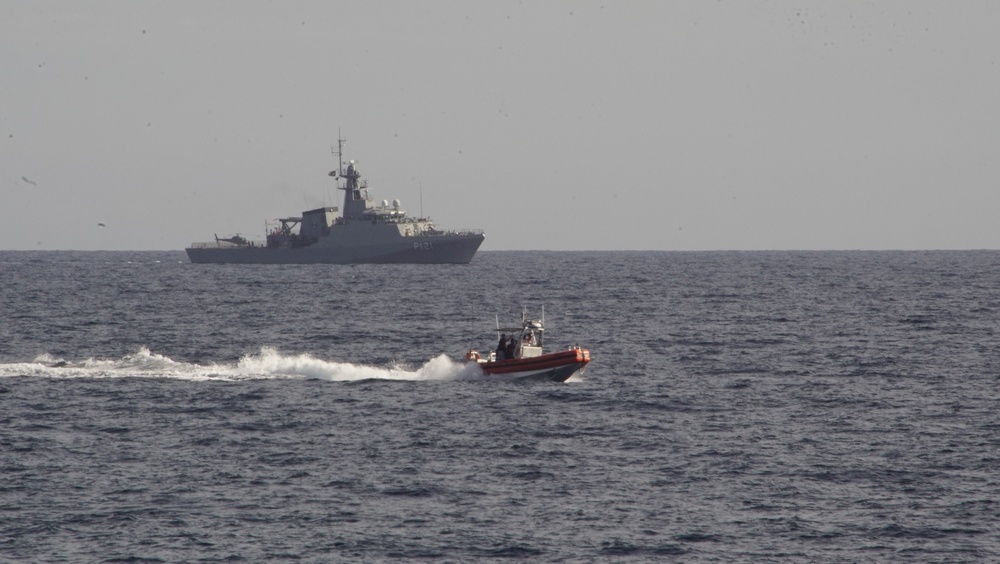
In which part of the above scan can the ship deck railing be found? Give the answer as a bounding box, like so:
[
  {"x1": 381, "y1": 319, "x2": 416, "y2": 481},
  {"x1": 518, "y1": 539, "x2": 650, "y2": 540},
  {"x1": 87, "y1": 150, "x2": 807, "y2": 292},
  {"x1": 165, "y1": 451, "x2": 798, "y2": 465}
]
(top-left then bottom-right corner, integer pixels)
[
  {"x1": 188, "y1": 241, "x2": 264, "y2": 249},
  {"x1": 424, "y1": 229, "x2": 484, "y2": 236}
]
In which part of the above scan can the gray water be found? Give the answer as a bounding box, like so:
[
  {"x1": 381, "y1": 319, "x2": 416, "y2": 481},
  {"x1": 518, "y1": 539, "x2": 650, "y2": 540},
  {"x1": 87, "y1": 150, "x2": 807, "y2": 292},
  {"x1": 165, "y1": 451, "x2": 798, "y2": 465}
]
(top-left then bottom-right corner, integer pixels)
[{"x1": 2, "y1": 250, "x2": 999, "y2": 562}]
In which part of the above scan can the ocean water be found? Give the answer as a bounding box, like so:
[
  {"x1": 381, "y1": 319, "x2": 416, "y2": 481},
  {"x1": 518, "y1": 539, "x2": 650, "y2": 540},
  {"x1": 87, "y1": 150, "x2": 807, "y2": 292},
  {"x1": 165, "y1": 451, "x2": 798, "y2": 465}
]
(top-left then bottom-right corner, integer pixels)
[{"x1": 2, "y1": 250, "x2": 999, "y2": 562}]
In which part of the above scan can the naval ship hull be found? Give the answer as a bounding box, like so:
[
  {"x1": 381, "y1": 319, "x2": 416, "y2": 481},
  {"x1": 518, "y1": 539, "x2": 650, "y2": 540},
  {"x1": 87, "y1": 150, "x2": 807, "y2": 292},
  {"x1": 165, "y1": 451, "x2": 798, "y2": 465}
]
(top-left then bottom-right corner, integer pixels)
[
  {"x1": 186, "y1": 233, "x2": 484, "y2": 264},
  {"x1": 187, "y1": 134, "x2": 484, "y2": 265}
]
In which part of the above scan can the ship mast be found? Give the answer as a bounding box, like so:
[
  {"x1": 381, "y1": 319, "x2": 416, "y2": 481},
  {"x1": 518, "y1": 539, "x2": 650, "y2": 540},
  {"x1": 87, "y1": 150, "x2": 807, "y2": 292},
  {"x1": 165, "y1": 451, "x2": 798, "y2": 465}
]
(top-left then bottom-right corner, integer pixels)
[
  {"x1": 329, "y1": 131, "x2": 347, "y2": 183},
  {"x1": 328, "y1": 131, "x2": 367, "y2": 220},
  {"x1": 336, "y1": 130, "x2": 345, "y2": 179}
]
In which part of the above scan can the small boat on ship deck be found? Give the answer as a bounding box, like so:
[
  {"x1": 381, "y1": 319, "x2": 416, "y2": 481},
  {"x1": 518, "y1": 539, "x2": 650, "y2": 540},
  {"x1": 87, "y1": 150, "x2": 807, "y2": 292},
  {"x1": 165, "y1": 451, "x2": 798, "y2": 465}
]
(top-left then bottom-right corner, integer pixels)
[{"x1": 466, "y1": 311, "x2": 591, "y2": 382}]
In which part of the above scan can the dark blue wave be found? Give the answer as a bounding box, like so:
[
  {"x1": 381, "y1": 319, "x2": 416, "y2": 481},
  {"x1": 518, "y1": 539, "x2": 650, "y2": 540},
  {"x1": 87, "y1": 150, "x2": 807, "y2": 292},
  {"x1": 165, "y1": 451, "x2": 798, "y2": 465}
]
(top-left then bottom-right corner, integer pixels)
[{"x1": 2, "y1": 250, "x2": 1000, "y2": 561}]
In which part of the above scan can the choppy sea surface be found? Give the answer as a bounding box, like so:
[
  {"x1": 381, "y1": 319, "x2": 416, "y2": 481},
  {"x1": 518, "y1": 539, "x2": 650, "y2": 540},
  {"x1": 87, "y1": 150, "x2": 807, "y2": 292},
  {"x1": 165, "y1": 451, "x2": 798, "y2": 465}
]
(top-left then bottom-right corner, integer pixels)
[{"x1": 2, "y1": 250, "x2": 999, "y2": 562}]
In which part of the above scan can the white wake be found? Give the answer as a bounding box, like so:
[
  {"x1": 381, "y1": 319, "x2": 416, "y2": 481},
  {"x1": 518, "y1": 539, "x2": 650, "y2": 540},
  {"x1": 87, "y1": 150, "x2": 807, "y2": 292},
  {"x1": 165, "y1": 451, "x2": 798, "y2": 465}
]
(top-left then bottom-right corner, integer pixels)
[{"x1": 0, "y1": 346, "x2": 484, "y2": 382}]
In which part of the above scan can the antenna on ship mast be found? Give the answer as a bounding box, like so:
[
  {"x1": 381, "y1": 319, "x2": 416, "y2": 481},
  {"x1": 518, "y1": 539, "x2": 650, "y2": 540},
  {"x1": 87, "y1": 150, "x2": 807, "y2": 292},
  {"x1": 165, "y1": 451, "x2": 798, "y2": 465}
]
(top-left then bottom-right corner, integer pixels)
[
  {"x1": 337, "y1": 129, "x2": 346, "y2": 179},
  {"x1": 328, "y1": 128, "x2": 356, "y2": 207},
  {"x1": 328, "y1": 129, "x2": 349, "y2": 203}
]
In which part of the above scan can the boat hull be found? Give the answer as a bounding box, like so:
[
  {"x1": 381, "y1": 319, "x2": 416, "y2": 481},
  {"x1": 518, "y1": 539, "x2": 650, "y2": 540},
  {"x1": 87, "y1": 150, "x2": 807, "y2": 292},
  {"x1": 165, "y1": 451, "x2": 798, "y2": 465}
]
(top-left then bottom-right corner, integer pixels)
[
  {"x1": 186, "y1": 233, "x2": 484, "y2": 264},
  {"x1": 477, "y1": 348, "x2": 591, "y2": 382}
]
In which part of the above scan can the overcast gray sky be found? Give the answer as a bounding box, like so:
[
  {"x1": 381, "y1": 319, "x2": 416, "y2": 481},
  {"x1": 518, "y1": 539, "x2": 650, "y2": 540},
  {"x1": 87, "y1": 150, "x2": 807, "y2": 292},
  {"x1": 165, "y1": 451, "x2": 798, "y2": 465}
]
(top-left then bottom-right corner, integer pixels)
[{"x1": 3, "y1": 1, "x2": 999, "y2": 251}]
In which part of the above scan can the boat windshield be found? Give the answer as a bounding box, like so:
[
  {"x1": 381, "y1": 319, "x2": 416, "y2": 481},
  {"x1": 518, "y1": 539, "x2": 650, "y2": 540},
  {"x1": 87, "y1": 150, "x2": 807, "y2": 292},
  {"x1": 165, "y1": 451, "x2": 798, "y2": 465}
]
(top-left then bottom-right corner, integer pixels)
[
  {"x1": 517, "y1": 320, "x2": 544, "y2": 349},
  {"x1": 519, "y1": 328, "x2": 542, "y2": 347}
]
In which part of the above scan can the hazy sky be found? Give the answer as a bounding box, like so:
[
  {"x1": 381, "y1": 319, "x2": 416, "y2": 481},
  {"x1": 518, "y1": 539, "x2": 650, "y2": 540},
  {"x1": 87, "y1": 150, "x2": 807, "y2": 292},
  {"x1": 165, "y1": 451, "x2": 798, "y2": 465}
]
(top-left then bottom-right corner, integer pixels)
[{"x1": 3, "y1": 1, "x2": 999, "y2": 251}]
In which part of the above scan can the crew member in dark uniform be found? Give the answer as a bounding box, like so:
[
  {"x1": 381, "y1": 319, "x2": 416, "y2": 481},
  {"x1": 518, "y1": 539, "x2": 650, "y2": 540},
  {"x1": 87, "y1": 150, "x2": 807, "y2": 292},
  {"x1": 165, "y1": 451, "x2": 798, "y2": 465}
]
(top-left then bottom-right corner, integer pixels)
[{"x1": 496, "y1": 334, "x2": 508, "y2": 361}]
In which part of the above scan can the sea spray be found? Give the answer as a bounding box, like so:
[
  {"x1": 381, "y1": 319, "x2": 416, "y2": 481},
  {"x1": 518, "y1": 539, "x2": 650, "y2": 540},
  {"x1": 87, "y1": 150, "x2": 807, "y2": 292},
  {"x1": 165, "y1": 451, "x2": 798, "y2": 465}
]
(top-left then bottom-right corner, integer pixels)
[
  {"x1": 237, "y1": 347, "x2": 475, "y2": 381},
  {"x1": 3, "y1": 347, "x2": 479, "y2": 382}
]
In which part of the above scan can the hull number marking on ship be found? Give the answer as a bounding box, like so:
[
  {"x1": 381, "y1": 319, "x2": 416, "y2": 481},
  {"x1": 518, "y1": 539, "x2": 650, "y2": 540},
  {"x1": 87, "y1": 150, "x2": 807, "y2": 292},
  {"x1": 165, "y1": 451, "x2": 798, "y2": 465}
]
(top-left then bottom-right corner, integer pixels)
[{"x1": 415, "y1": 242, "x2": 434, "y2": 250}]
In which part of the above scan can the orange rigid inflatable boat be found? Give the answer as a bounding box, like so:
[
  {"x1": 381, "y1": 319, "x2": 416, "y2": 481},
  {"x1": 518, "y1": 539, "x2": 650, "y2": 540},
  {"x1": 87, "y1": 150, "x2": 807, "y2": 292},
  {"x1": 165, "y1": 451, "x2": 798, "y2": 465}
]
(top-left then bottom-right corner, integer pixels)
[{"x1": 466, "y1": 311, "x2": 591, "y2": 382}]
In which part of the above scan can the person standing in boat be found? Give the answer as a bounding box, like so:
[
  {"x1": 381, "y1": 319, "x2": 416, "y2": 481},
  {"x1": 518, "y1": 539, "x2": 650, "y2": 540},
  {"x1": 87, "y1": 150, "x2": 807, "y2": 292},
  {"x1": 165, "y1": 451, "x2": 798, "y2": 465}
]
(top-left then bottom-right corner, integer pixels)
[
  {"x1": 523, "y1": 330, "x2": 536, "y2": 346},
  {"x1": 496, "y1": 334, "x2": 508, "y2": 361}
]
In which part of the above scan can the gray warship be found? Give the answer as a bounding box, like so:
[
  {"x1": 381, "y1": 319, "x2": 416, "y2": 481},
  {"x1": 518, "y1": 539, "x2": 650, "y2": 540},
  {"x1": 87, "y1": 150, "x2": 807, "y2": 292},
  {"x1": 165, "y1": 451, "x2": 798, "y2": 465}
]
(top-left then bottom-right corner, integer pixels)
[{"x1": 185, "y1": 137, "x2": 485, "y2": 264}]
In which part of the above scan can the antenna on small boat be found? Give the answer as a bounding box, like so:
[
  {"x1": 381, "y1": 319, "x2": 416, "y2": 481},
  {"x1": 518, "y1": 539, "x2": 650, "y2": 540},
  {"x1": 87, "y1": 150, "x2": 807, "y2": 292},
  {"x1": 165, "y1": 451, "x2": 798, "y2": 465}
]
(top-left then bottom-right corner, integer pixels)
[{"x1": 495, "y1": 314, "x2": 500, "y2": 340}]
